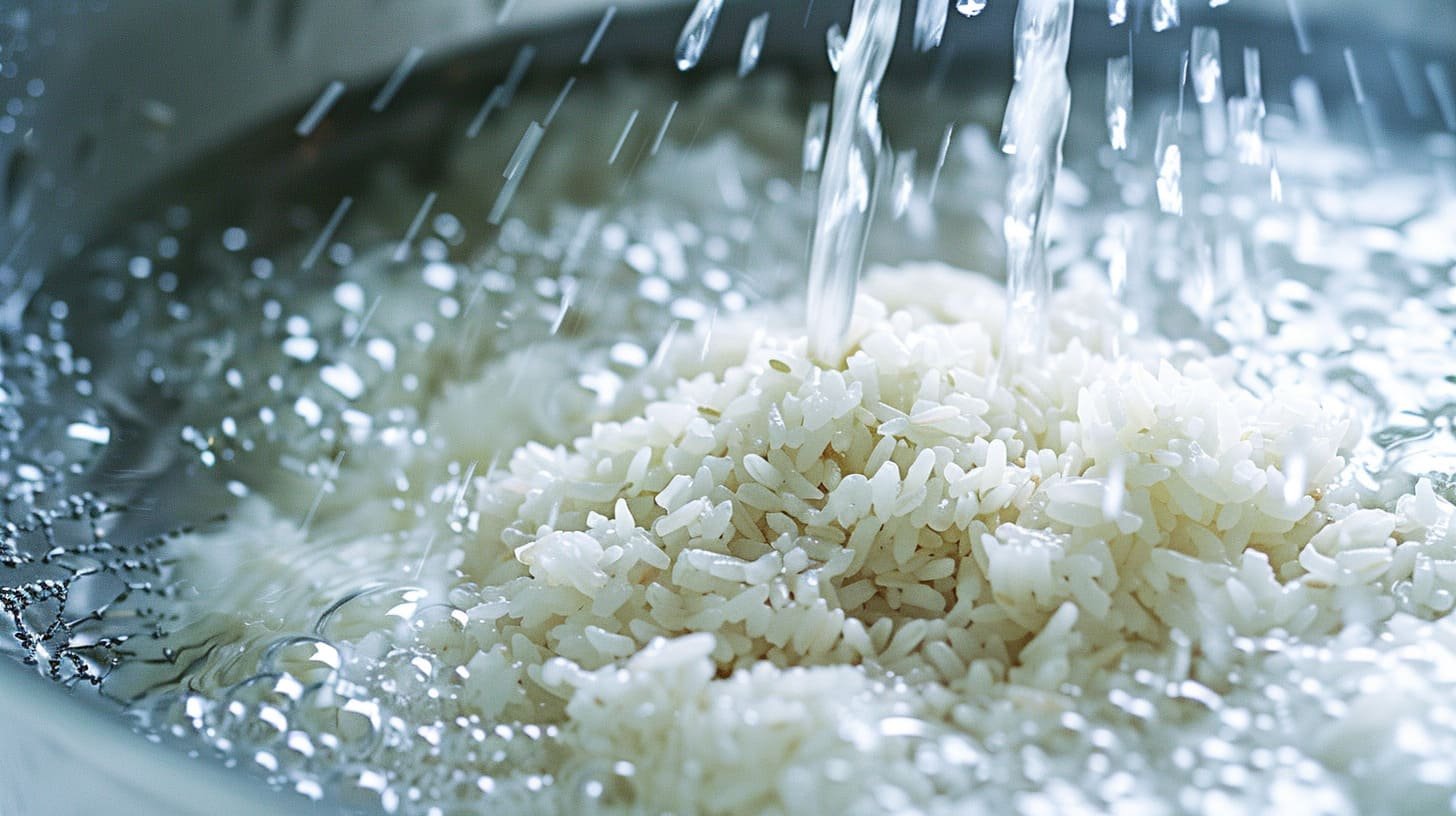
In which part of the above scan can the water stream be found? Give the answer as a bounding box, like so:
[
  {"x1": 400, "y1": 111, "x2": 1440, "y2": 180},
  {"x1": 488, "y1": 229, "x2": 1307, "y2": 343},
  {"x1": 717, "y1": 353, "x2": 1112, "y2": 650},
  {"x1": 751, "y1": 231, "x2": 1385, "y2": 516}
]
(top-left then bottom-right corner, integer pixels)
[{"x1": 803, "y1": 0, "x2": 900, "y2": 363}]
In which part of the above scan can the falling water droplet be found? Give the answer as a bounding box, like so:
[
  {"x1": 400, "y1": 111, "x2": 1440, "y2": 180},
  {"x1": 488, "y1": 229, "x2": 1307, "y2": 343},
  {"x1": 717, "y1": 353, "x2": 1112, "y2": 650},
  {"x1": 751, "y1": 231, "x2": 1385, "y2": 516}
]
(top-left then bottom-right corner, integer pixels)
[
  {"x1": 1230, "y1": 47, "x2": 1267, "y2": 164},
  {"x1": 608, "y1": 110, "x2": 639, "y2": 164},
  {"x1": 1284, "y1": 0, "x2": 1311, "y2": 55},
  {"x1": 489, "y1": 121, "x2": 545, "y2": 225},
  {"x1": 675, "y1": 0, "x2": 726, "y2": 71},
  {"x1": 1107, "y1": 0, "x2": 1127, "y2": 25},
  {"x1": 370, "y1": 46, "x2": 424, "y2": 113},
  {"x1": 956, "y1": 0, "x2": 988, "y2": 17},
  {"x1": 926, "y1": 123, "x2": 955, "y2": 201},
  {"x1": 1243, "y1": 46, "x2": 1263, "y2": 102},
  {"x1": 1386, "y1": 49, "x2": 1431, "y2": 119},
  {"x1": 1155, "y1": 112, "x2": 1184, "y2": 215},
  {"x1": 66, "y1": 422, "x2": 111, "y2": 446},
  {"x1": 1228, "y1": 96, "x2": 1265, "y2": 165},
  {"x1": 650, "y1": 100, "x2": 679, "y2": 155},
  {"x1": 738, "y1": 13, "x2": 770, "y2": 77},
  {"x1": 1426, "y1": 61, "x2": 1456, "y2": 131},
  {"x1": 505, "y1": 122, "x2": 546, "y2": 180},
  {"x1": 544, "y1": 77, "x2": 577, "y2": 128},
  {"x1": 394, "y1": 191, "x2": 437, "y2": 262},
  {"x1": 302, "y1": 197, "x2": 353, "y2": 272},
  {"x1": 1291, "y1": 75, "x2": 1329, "y2": 138},
  {"x1": 802, "y1": 102, "x2": 830, "y2": 173},
  {"x1": 1344, "y1": 48, "x2": 1390, "y2": 164},
  {"x1": 891, "y1": 149, "x2": 917, "y2": 219},
  {"x1": 579, "y1": 6, "x2": 617, "y2": 65},
  {"x1": 1107, "y1": 216, "x2": 1130, "y2": 298},
  {"x1": 1151, "y1": 0, "x2": 1180, "y2": 32},
  {"x1": 295, "y1": 81, "x2": 345, "y2": 138},
  {"x1": 1106, "y1": 55, "x2": 1132, "y2": 151},
  {"x1": 1269, "y1": 151, "x2": 1283, "y2": 202},
  {"x1": 1191, "y1": 26, "x2": 1227, "y2": 155}
]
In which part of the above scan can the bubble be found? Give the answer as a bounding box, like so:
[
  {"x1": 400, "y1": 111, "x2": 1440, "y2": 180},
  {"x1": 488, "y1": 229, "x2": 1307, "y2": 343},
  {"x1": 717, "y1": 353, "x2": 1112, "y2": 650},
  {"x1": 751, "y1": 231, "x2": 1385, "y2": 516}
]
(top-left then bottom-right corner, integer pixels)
[{"x1": 222, "y1": 227, "x2": 248, "y2": 252}]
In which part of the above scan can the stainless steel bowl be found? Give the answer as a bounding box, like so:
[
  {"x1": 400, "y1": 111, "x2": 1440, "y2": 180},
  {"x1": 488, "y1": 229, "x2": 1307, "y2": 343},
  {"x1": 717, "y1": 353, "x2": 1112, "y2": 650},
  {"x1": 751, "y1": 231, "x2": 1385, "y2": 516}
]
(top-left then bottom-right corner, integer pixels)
[{"x1": 0, "y1": 1, "x2": 1451, "y2": 812}]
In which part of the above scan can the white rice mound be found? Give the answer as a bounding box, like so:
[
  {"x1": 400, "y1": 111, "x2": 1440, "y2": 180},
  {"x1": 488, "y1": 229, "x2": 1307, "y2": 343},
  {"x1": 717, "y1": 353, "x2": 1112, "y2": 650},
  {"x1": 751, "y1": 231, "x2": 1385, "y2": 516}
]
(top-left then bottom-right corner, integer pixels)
[
  {"x1": 166, "y1": 263, "x2": 1456, "y2": 813},
  {"x1": 411, "y1": 263, "x2": 1450, "y2": 807}
]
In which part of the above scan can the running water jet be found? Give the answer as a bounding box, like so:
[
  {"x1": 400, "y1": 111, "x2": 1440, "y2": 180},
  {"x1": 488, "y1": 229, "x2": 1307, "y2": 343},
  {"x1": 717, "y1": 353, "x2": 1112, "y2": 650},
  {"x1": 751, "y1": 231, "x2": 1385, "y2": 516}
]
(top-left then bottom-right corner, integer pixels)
[
  {"x1": 804, "y1": 0, "x2": 900, "y2": 363},
  {"x1": 998, "y1": 0, "x2": 1074, "y2": 368}
]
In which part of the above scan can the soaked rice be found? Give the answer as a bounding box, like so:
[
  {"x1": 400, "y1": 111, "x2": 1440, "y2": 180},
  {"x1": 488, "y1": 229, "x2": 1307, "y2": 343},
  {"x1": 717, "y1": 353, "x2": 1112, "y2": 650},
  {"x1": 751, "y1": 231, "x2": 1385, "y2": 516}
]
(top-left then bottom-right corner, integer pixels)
[{"x1": 140, "y1": 260, "x2": 1456, "y2": 814}]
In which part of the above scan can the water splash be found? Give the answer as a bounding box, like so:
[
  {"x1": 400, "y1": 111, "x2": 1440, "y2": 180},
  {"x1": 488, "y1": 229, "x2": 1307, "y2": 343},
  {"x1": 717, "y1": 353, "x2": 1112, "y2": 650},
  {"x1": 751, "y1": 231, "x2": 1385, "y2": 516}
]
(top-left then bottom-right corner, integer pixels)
[
  {"x1": 914, "y1": 0, "x2": 949, "y2": 51},
  {"x1": 675, "y1": 0, "x2": 725, "y2": 71},
  {"x1": 804, "y1": 0, "x2": 901, "y2": 363},
  {"x1": 1106, "y1": 55, "x2": 1132, "y2": 151},
  {"x1": 998, "y1": 0, "x2": 1074, "y2": 365}
]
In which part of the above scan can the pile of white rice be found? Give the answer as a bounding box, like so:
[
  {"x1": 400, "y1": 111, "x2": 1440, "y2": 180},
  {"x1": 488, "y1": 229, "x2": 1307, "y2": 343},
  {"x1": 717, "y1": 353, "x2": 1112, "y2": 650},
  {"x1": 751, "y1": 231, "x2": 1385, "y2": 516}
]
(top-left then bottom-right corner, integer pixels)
[{"x1": 154, "y1": 264, "x2": 1456, "y2": 813}]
